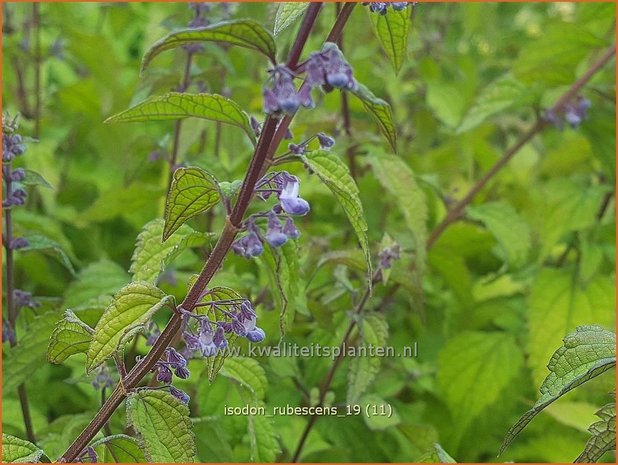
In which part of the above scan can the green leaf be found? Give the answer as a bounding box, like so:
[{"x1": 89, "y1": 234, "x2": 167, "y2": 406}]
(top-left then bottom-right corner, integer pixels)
[
  {"x1": 418, "y1": 443, "x2": 457, "y2": 463},
  {"x1": 369, "y1": 151, "x2": 427, "y2": 275},
  {"x1": 351, "y1": 83, "x2": 397, "y2": 152},
  {"x1": 457, "y1": 73, "x2": 534, "y2": 133},
  {"x1": 501, "y1": 326, "x2": 616, "y2": 454},
  {"x1": 130, "y1": 219, "x2": 210, "y2": 284},
  {"x1": 47, "y1": 310, "x2": 93, "y2": 364},
  {"x1": 86, "y1": 282, "x2": 173, "y2": 372},
  {"x1": 193, "y1": 286, "x2": 243, "y2": 381},
  {"x1": 163, "y1": 167, "x2": 220, "y2": 241},
  {"x1": 1, "y1": 434, "x2": 48, "y2": 463},
  {"x1": 575, "y1": 401, "x2": 616, "y2": 463},
  {"x1": 21, "y1": 169, "x2": 53, "y2": 189},
  {"x1": 90, "y1": 434, "x2": 146, "y2": 463},
  {"x1": 220, "y1": 357, "x2": 267, "y2": 400},
  {"x1": 347, "y1": 314, "x2": 389, "y2": 403},
  {"x1": 360, "y1": 393, "x2": 401, "y2": 431},
  {"x1": 63, "y1": 259, "x2": 129, "y2": 309},
  {"x1": 274, "y1": 3, "x2": 309, "y2": 35},
  {"x1": 105, "y1": 93, "x2": 256, "y2": 145},
  {"x1": 142, "y1": 19, "x2": 276, "y2": 72},
  {"x1": 20, "y1": 233, "x2": 75, "y2": 275},
  {"x1": 247, "y1": 412, "x2": 280, "y2": 462},
  {"x1": 369, "y1": 5, "x2": 411, "y2": 73},
  {"x1": 3, "y1": 312, "x2": 59, "y2": 393},
  {"x1": 259, "y1": 241, "x2": 301, "y2": 335},
  {"x1": 528, "y1": 269, "x2": 615, "y2": 387},
  {"x1": 126, "y1": 390, "x2": 196, "y2": 463},
  {"x1": 437, "y1": 331, "x2": 523, "y2": 441},
  {"x1": 302, "y1": 150, "x2": 372, "y2": 284},
  {"x1": 467, "y1": 201, "x2": 531, "y2": 268}
]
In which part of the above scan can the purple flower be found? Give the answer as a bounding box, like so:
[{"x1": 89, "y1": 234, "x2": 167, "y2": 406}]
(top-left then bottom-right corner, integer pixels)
[
  {"x1": 175, "y1": 366, "x2": 191, "y2": 380},
  {"x1": 232, "y1": 229, "x2": 264, "y2": 259},
  {"x1": 265, "y1": 212, "x2": 288, "y2": 247},
  {"x1": 283, "y1": 217, "x2": 301, "y2": 240},
  {"x1": 545, "y1": 96, "x2": 592, "y2": 130},
  {"x1": 2, "y1": 319, "x2": 15, "y2": 345},
  {"x1": 166, "y1": 347, "x2": 188, "y2": 368},
  {"x1": 391, "y1": 3, "x2": 410, "y2": 11},
  {"x1": 91, "y1": 366, "x2": 114, "y2": 391},
  {"x1": 305, "y1": 43, "x2": 357, "y2": 92},
  {"x1": 10, "y1": 168, "x2": 26, "y2": 182},
  {"x1": 317, "y1": 132, "x2": 335, "y2": 149},
  {"x1": 13, "y1": 289, "x2": 38, "y2": 310},
  {"x1": 279, "y1": 179, "x2": 310, "y2": 216},
  {"x1": 250, "y1": 116, "x2": 262, "y2": 136},
  {"x1": 246, "y1": 328, "x2": 266, "y2": 343},
  {"x1": 155, "y1": 365, "x2": 173, "y2": 384},
  {"x1": 170, "y1": 386, "x2": 190, "y2": 404},
  {"x1": 378, "y1": 243, "x2": 401, "y2": 269},
  {"x1": 2, "y1": 133, "x2": 25, "y2": 162},
  {"x1": 288, "y1": 143, "x2": 306, "y2": 155},
  {"x1": 263, "y1": 66, "x2": 313, "y2": 115},
  {"x1": 9, "y1": 237, "x2": 29, "y2": 250}
]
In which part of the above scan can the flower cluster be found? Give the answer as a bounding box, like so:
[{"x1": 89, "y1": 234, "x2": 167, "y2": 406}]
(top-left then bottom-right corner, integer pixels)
[
  {"x1": 544, "y1": 96, "x2": 591, "y2": 130},
  {"x1": 181, "y1": 296, "x2": 265, "y2": 359},
  {"x1": 232, "y1": 172, "x2": 309, "y2": 258},
  {"x1": 364, "y1": 2, "x2": 412, "y2": 14},
  {"x1": 152, "y1": 347, "x2": 190, "y2": 384},
  {"x1": 263, "y1": 43, "x2": 357, "y2": 115},
  {"x1": 3, "y1": 115, "x2": 29, "y2": 211}
]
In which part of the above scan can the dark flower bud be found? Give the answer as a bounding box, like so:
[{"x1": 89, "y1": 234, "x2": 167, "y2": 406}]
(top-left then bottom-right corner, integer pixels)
[
  {"x1": 167, "y1": 347, "x2": 188, "y2": 368},
  {"x1": 156, "y1": 365, "x2": 173, "y2": 384},
  {"x1": 265, "y1": 212, "x2": 288, "y2": 248},
  {"x1": 13, "y1": 289, "x2": 38, "y2": 310},
  {"x1": 9, "y1": 237, "x2": 29, "y2": 250},
  {"x1": 246, "y1": 327, "x2": 266, "y2": 343},
  {"x1": 250, "y1": 116, "x2": 262, "y2": 136},
  {"x1": 170, "y1": 386, "x2": 190, "y2": 404},
  {"x1": 232, "y1": 230, "x2": 264, "y2": 259},
  {"x1": 288, "y1": 143, "x2": 306, "y2": 155},
  {"x1": 317, "y1": 132, "x2": 335, "y2": 149},
  {"x1": 213, "y1": 326, "x2": 228, "y2": 348},
  {"x1": 174, "y1": 366, "x2": 191, "y2": 380},
  {"x1": 2, "y1": 319, "x2": 16, "y2": 345},
  {"x1": 91, "y1": 366, "x2": 114, "y2": 391},
  {"x1": 85, "y1": 447, "x2": 98, "y2": 464},
  {"x1": 10, "y1": 168, "x2": 26, "y2": 182},
  {"x1": 378, "y1": 243, "x2": 401, "y2": 269}
]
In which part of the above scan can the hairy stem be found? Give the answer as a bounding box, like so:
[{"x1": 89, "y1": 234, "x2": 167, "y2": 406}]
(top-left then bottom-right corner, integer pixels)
[
  {"x1": 167, "y1": 51, "x2": 195, "y2": 190},
  {"x1": 58, "y1": 5, "x2": 332, "y2": 461},
  {"x1": 3, "y1": 173, "x2": 36, "y2": 443},
  {"x1": 33, "y1": 2, "x2": 41, "y2": 138}
]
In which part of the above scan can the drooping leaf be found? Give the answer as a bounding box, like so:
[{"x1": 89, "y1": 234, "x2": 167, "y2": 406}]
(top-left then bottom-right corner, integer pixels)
[
  {"x1": 417, "y1": 443, "x2": 457, "y2": 463},
  {"x1": 20, "y1": 233, "x2": 75, "y2": 275},
  {"x1": 3, "y1": 312, "x2": 59, "y2": 392},
  {"x1": 369, "y1": 151, "x2": 427, "y2": 274},
  {"x1": 163, "y1": 167, "x2": 220, "y2": 241},
  {"x1": 457, "y1": 73, "x2": 534, "y2": 133},
  {"x1": 63, "y1": 259, "x2": 129, "y2": 309},
  {"x1": 437, "y1": 331, "x2": 523, "y2": 441},
  {"x1": 1, "y1": 434, "x2": 49, "y2": 463},
  {"x1": 468, "y1": 201, "x2": 531, "y2": 268},
  {"x1": 302, "y1": 150, "x2": 372, "y2": 284},
  {"x1": 142, "y1": 19, "x2": 276, "y2": 71},
  {"x1": 220, "y1": 357, "x2": 267, "y2": 400},
  {"x1": 247, "y1": 409, "x2": 280, "y2": 462},
  {"x1": 369, "y1": 5, "x2": 411, "y2": 73},
  {"x1": 105, "y1": 93, "x2": 256, "y2": 144},
  {"x1": 130, "y1": 219, "x2": 210, "y2": 284},
  {"x1": 575, "y1": 401, "x2": 616, "y2": 463},
  {"x1": 501, "y1": 326, "x2": 616, "y2": 454},
  {"x1": 21, "y1": 169, "x2": 53, "y2": 189},
  {"x1": 90, "y1": 434, "x2": 146, "y2": 463},
  {"x1": 274, "y1": 3, "x2": 309, "y2": 35},
  {"x1": 528, "y1": 269, "x2": 615, "y2": 387},
  {"x1": 47, "y1": 310, "x2": 93, "y2": 364},
  {"x1": 86, "y1": 282, "x2": 174, "y2": 372},
  {"x1": 348, "y1": 314, "x2": 389, "y2": 403},
  {"x1": 351, "y1": 83, "x2": 397, "y2": 152},
  {"x1": 126, "y1": 390, "x2": 197, "y2": 462}
]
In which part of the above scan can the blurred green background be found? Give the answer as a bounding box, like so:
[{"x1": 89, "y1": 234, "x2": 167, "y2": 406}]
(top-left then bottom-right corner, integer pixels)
[{"x1": 2, "y1": 2, "x2": 616, "y2": 462}]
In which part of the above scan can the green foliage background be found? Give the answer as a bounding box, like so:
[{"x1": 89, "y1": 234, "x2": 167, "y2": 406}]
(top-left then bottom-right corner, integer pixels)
[{"x1": 2, "y1": 2, "x2": 616, "y2": 463}]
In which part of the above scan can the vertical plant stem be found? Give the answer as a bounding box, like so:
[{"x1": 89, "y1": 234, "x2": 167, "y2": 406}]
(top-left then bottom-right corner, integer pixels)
[
  {"x1": 3, "y1": 174, "x2": 36, "y2": 443},
  {"x1": 167, "y1": 51, "x2": 194, "y2": 189},
  {"x1": 33, "y1": 2, "x2": 41, "y2": 138}
]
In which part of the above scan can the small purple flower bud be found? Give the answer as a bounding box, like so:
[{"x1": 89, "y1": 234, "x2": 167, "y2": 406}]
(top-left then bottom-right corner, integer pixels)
[
  {"x1": 85, "y1": 446, "x2": 98, "y2": 463},
  {"x1": 283, "y1": 217, "x2": 301, "y2": 240},
  {"x1": 284, "y1": 127, "x2": 294, "y2": 140},
  {"x1": 391, "y1": 3, "x2": 409, "y2": 11},
  {"x1": 10, "y1": 168, "x2": 26, "y2": 182},
  {"x1": 378, "y1": 244, "x2": 401, "y2": 269},
  {"x1": 265, "y1": 212, "x2": 288, "y2": 247},
  {"x1": 288, "y1": 143, "x2": 306, "y2": 155},
  {"x1": 213, "y1": 326, "x2": 228, "y2": 348},
  {"x1": 175, "y1": 366, "x2": 191, "y2": 380},
  {"x1": 239, "y1": 301, "x2": 256, "y2": 321},
  {"x1": 170, "y1": 386, "x2": 190, "y2": 404},
  {"x1": 317, "y1": 132, "x2": 335, "y2": 149},
  {"x1": 250, "y1": 116, "x2": 262, "y2": 136},
  {"x1": 2, "y1": 319, "x2": 16, "y2": 345},
  {"x1": 9, "y1": 237, "x2": 29, "y2": 250},
  {"x1": 13, "y1": 289, "x2": 38, "y2": 310},
  {"x1": 166, "y1": 347, "x2": 187, "y2": 368},
  {"x1": 246, "y1": 327, "x2": 266, "y2": 343},
  {"x1": 91, "y1": 366, "x2": 114, "y2": 391},
  {"x1": 156, "y1": 365, "x2": 173, "y2": 384},
  {"x1": 232, "y1": 230, "x2": 264, "y2": 259}
]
